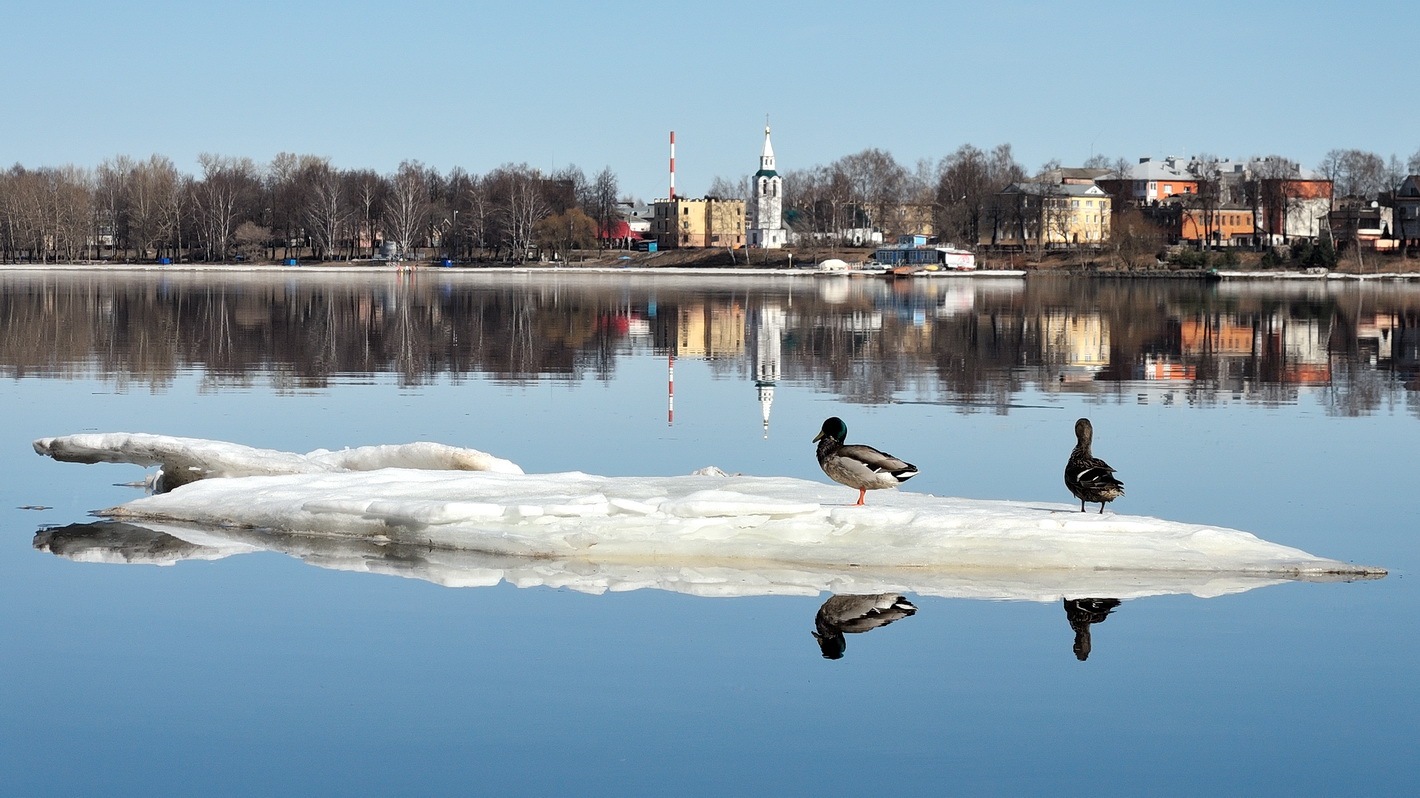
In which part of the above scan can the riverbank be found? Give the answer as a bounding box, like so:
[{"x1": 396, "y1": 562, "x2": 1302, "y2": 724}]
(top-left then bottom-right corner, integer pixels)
[{"x1": 5, "y1": 243, "x2": 1418, "y2": 280}]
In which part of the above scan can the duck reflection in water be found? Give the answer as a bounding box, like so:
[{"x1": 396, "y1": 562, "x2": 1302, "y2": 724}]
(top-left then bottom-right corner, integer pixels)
[
  {"x1": 812, "y1": 593, "x2": 918, "y2": 659},
  {"x1": 1063, "y1": 598, "x2": 1121, "y2": 661}
]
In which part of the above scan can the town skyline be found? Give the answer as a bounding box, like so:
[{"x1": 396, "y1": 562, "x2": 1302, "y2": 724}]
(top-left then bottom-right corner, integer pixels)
[{"x1": 5, "y1": 0, "x2": 1417, "y2": 201}]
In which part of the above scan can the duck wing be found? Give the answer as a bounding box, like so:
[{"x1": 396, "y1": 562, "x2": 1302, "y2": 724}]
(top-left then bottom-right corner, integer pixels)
[
  {"x1": 1066, "y1": 454, "x2": 1124, "y2": 493},
  {"x1": 834, "y1": 444, "x2": 919, "y2": 479}
]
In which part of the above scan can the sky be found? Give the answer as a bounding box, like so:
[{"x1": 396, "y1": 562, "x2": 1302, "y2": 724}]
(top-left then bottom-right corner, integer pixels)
[{"x1": 4, "y1": 0, "x2": 1417, "y2": 199}]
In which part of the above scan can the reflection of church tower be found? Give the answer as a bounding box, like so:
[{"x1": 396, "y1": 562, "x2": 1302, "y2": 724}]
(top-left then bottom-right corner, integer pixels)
[
  {"x1": 752, "y1": 304, "x2": 785, "y2": 437},
  {"x1": 748, "y1": 124, "x2": 787, "y2": 249}
]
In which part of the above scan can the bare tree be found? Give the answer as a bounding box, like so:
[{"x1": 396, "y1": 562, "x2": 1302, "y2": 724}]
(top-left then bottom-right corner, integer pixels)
[
  {"x1": 302, "y1": 159, "x2": 346, "y2": 262},
  {"x1": 343, "y1": 169, "x2": 385, "y2": 258},
  {"x1": 1319, "y1": 149, "x2": 1389, "y2": 199},
  {"x1": 1248, "y1": 155, "x2": 1301, "y2": 246},
  {"x1": 128, "y1": 155, "x2": 180, "y2": 261},
  {"x1": 191, "y1": 153, "x2": 259, "y2": 261},
  {"x1": 1108, "y1": 207, "x2": 1164, "y2": 270},
  {"x1": 835, "y1": 149, "x2": 908, "y2": 237},
  {"x1": 587, "y1": 167, "x2": 619, "y2": 250},
  {"x1": 1186, "y1": 154, "x2": 1224, "y2": 249},
  {"x1": 383, "y1": 160, "x2": 431, "y2": 258},
  {"x1": 486, "y1": 164, "x2": 550, "y2": 261},
  {"x1": 462, "y1": 174, "x2": 491, "y2": 260},
  {"x1": 95, "y1": 156, "x2": 133, "y2": 259}
]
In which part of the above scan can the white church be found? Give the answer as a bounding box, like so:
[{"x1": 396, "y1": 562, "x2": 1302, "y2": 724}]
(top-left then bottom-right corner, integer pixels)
[{"x1": 747, "y1": 124, "x2": 788, "y2": 249}]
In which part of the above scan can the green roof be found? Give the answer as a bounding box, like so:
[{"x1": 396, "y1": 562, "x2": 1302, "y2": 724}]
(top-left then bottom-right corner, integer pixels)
[{"x1": 755, "y1": 169, "x2": 779, "y2": 179}]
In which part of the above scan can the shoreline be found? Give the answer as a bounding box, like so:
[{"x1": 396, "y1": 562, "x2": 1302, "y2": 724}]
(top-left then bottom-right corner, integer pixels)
[{"x1": 3, "y1": 262, "x2": 1419, "y2": 282}]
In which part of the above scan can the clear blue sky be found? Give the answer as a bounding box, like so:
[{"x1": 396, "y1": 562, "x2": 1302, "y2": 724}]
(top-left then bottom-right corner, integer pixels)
[{"x1": 5, "y1": 0, "x2": 1416, "y2": 198}]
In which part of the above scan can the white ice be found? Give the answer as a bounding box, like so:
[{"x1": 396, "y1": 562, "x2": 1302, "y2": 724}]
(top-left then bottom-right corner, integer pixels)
[{"x1": 32, "y1": 433, "x2": 1385, "y2": 602}]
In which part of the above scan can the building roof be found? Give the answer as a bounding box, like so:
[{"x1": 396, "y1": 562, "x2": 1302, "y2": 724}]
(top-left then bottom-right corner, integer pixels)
[
  {"x1": 1003, "y1": 182, "x2": 1109, "y2": 198},
  {"x1": 1122, "y1": 157, "x2": 1194, "y2": 181},
  {"x1": 1039, "y1": 167, "x2": 1112, "y2": 183}
]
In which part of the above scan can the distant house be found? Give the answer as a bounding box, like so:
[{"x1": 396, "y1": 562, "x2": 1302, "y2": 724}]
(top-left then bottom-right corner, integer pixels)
[
  {"x1": 1328, "y1": 202, "x2": 1396, "y2": 251},
  {"x1": 1096, "y1": 157, "x2": 1198, "y2": 205},
  {"x1": 1144, "y1": 199, "x2": 1257, "y2": 247},
  {"x1": 1253, "y1": 170, "x2": 1332, "y2": 244},
  {"x1": 874, "y1": 235, "x2": 976, "y2": 269},
  {"x1": 618, "y1": 201, "x2": 654, "y2": 237},
  {"x1": 993, "y1": 181, "x2": 1111, "y2": 248},
  {"x1": 652, "y1": 196, "x2": 746, "y2": 249},
  {"x1": 1395, "y1": 175, "x2": 1420, "y2": 250}
]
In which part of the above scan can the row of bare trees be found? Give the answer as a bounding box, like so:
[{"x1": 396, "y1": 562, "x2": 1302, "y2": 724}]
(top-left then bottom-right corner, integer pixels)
[
  {"x1": 0, "y1": 155, "x2": 622, "y2": 264},
  {"x1": 7, "y1": 143, "x2": 1419, "y2": 264}
]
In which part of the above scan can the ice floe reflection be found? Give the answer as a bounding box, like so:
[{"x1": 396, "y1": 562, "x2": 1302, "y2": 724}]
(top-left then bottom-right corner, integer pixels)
[{"x1": 34, "y1": 520, "x2": 1380, "y2": 663}]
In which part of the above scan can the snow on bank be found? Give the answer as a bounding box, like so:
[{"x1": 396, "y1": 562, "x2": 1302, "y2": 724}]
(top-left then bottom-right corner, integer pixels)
[{"x1": 33, "y1": 434, "x2": 1384, "y2": 600}]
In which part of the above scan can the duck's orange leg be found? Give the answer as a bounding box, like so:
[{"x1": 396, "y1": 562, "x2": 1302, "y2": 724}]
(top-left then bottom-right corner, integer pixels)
[{"x1": 854, "y1": 488, "x2": 867, "y2": 506}]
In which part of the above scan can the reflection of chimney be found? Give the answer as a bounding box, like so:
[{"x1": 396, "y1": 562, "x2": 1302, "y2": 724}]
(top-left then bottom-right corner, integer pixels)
[{"x1": 667, "y1": 353, "x2": 675, "y2": 426}]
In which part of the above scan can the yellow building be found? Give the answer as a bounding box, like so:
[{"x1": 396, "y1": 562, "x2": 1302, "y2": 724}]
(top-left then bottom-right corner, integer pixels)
[
  {"x1": 995, "y1": 182, "x2": 1112, "y2": 247},
  {"x1": 653, "y1": 197, "x2": 747, "y2": 249}
]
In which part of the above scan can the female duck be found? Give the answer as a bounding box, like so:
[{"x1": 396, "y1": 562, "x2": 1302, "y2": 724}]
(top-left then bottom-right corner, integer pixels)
[
  {"x1": 1064, "y1": 417, "x2": 1124, "y2": 513},
  {"x1": 813, "y1": 416, "x2": 919, "y2": 505}
]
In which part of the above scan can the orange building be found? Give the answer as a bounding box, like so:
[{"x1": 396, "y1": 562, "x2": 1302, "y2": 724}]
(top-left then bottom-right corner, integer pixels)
[{"x1": 1178, "y1": 204, "x2": 1256, "y2": 244}]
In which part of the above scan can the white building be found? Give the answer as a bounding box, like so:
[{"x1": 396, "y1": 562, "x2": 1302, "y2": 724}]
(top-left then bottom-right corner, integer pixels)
[{"x1": 747, "y1": 125, "x2": 788, "y2": 249}]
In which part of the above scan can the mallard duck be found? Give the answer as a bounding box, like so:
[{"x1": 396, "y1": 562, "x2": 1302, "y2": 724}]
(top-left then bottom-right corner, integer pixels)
[
  {"x1": 813, "y1": 593, "x2": 918, "y2": 659},
  {"x1": 1064, "y1": 417, "x2": 1124, "y2": 513},
  {"x1": 813, "y1": 416, "x2": 919, "y2": 505}
]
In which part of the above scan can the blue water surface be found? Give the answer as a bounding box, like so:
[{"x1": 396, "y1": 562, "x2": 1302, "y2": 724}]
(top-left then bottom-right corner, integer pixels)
[{"x1": 1, "y1": 271, "x2": 1413, "y2": 796}]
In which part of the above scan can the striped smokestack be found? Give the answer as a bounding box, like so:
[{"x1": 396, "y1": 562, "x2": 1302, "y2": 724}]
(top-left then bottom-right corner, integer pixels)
[{"x1": 669, "y1": 131, "x2": 676, "y2": 200}]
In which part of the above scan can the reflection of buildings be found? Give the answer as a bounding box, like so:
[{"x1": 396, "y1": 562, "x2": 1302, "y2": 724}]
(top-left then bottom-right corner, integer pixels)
[
  {"x1": 1043, "y1": 312, "x2": 1110, "y2": 378},
  {"x1": 676, "y1": 303, "x2": 746, "y2": 358},
  {"x1": 751, "y1": 305, "x2": 785, "y2": 437},
  {"x1": 1178, "y1": 313, "x2": 1331, "y2": 386}
]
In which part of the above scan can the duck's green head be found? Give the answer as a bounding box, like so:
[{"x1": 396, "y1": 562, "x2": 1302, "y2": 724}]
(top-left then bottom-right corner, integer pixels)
[{"x1": 814, "y1": 416, "x2": 847, "y2": 443}]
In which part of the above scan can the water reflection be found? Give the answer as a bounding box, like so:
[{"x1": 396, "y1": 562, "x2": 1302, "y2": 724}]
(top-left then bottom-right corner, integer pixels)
[
  {"x1": 1062, "y1": 598, "x2": 1122, "y2": 661},
  {"x1": 5, "y1": 271, "x2": 1420, "y2": 418},
  {"x1": 33, "y1": 520, "x2": 1376, "y2": 602},
  {"x1": 811, "y1": 593, "x2": 918, "y2": 659}
]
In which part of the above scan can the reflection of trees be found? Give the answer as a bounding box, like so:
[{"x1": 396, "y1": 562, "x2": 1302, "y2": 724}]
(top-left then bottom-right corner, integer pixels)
[{"x1": 5, "y1": 274, "x2": 1420, "y2": 412}]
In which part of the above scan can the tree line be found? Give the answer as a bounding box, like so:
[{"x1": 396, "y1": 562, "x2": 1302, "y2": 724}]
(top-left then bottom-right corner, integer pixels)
[
  {"x1": 4, "y1": 144, "x2": 1418, "y2": 264},
  {"x1": 0, "y1": 154, "x2": 620, "y2": 264}
]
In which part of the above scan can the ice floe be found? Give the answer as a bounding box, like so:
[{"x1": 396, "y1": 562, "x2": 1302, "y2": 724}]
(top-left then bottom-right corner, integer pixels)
[{"x1": 31, "y1": 433, "x2": 1385, "y2": 602}]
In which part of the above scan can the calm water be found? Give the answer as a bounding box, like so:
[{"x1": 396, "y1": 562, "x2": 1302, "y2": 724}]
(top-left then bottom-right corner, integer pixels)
[{"x1": 2, "y1": 270, "x2": 1415, "y2": 796}]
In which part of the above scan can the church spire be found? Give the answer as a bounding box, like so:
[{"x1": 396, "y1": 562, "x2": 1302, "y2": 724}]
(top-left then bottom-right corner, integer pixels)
[{"x1": 759, "y1": 119, "x2": 776, "y2": 175}]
